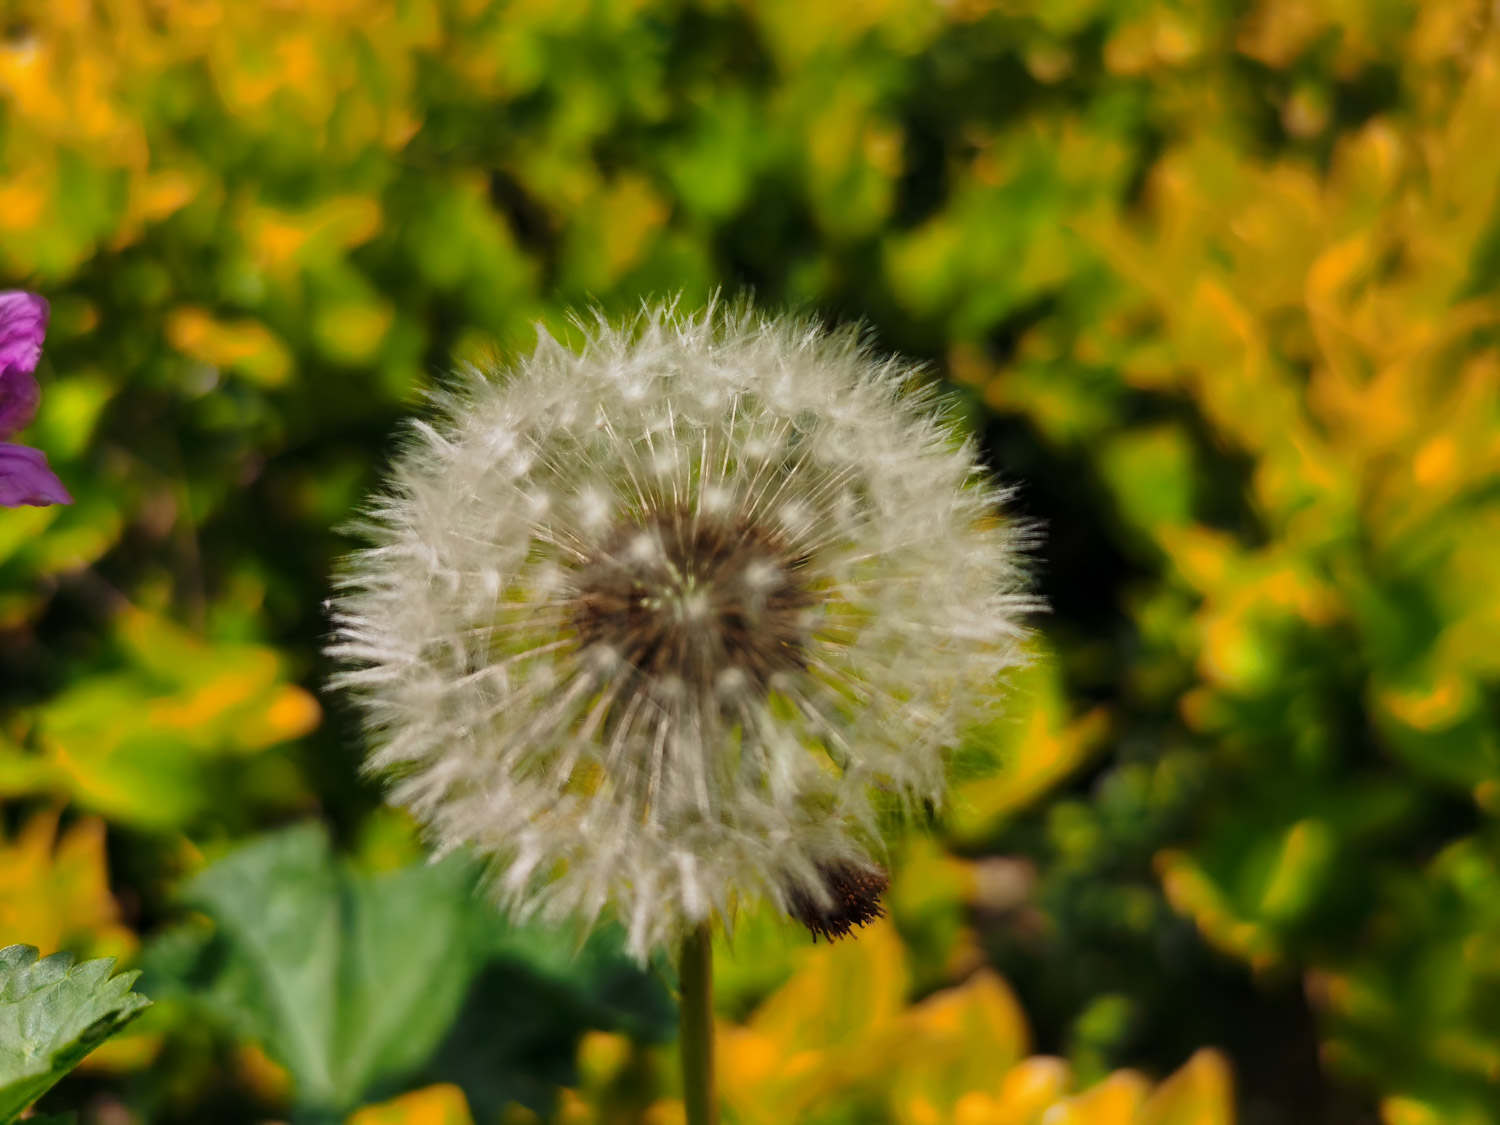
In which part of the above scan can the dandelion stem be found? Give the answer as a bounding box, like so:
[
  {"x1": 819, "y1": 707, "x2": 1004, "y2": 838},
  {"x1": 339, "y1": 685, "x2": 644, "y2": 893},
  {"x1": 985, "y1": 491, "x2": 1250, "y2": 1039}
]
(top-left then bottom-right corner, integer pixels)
[{"x1": 679, "y1": 921, "x2": 717, "y2": 1125}]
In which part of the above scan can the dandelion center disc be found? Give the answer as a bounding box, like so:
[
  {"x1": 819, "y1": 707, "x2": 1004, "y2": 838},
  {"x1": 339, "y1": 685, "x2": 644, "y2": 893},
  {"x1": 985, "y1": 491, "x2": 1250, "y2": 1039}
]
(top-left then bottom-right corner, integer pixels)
[{"x1": 569, "y1": 504, "x2": 814, "y2": 701}]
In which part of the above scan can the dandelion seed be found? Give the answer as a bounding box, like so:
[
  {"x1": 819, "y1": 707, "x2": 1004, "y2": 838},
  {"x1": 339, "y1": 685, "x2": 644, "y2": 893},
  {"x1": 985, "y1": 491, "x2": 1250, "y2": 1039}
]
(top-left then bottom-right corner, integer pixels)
[{"x1": 328, "y1": 300, "x2": 1035, "y2": 960}]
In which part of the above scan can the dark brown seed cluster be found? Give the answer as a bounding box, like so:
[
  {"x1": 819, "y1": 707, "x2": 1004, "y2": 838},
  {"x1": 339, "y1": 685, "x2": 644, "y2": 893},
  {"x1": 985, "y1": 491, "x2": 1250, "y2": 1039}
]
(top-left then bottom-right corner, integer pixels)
[
  {"x1": 785, "y1": 861, "x2": 890, "y2": 942},
  {"x1": 569, "y1": 505, "x2": 814, "y2": 694}
]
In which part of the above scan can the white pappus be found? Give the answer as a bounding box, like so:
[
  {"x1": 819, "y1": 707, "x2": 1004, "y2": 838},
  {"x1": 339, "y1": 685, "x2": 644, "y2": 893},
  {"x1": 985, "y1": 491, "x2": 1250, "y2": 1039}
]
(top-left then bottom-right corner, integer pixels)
[{"x1": 327, "y1": 299, "x2": 1036, "y2": 960}]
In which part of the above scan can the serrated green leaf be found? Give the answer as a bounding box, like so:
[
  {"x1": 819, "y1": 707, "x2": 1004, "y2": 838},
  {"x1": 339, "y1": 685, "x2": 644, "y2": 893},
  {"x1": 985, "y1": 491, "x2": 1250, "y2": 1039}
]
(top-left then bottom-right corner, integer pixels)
[{"x1": 0, "y1": 945, "x2": 149, "y2": 1123}]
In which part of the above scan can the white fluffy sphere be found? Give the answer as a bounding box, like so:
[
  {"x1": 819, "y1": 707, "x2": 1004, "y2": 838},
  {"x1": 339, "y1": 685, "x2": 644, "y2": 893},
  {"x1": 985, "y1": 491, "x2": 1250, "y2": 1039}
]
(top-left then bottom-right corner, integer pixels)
[{"x1": 328, "y1": 301, "x2": 1034, "y2": 958}]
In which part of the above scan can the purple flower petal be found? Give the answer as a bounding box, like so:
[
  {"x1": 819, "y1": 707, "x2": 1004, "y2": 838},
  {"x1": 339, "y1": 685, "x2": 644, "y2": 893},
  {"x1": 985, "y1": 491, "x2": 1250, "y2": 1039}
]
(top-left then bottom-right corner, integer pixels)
[
  {"x1": 0, "y1": 291, "x2": 49, "y2": 378},
  {"x1": 0, "y1": 442, "x2": 72, "y2": 507},
  {"x1": 0, "y1": 368, "x2": 39, "y2": 440},
  {"x1": 0, "y1": 292, "x2": 49, "y2": 440}
]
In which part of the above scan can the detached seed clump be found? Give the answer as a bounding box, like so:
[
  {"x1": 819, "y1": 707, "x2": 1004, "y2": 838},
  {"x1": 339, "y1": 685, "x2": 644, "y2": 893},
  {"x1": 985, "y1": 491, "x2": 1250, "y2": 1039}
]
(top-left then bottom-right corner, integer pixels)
[{"x1": 329, "y1": 300, "x2": 1034, "y2": 959}]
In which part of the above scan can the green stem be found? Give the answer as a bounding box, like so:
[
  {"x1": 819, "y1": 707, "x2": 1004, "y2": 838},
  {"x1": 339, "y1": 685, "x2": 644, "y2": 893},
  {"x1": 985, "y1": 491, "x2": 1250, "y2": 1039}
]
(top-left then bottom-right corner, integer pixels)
[{"x1": 679, "y1": 921, "x2": 718, "y2": 1125}]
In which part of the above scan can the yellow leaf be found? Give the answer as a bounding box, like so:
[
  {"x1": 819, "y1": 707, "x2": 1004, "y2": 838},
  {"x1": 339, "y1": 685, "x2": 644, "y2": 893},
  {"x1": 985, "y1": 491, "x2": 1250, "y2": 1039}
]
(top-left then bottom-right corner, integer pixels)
[
  {"x1": 347, "y1": 1084, "x2": 474, "y2": 1125},
  {"x1": 642, "y1": 1100, "x2": 685, "y2": 1125},
  {"x1": 1376, "y1": 674, "x2": 1473, "y2": 734},
  {"x1": 952, "y1": 1090, "x2": 1003, "y2": 1124},
  {"x1": 717, "y1": 1024, "x2": 784, "y2": 1106},
  {"x1": 575, "y1": 1030, "x2": 631, "y2": 1090},
  {"x1": 0, "y1": 162, "x2": 51, "y2": 231},
  {"x1": 234, "y1": 1042, "x2": 293, "y2": 1104},
  {"x1": 312, "y1": 299, "x2": 395, "y2": 364},
  {"x1": 722, "y1": 916, "x2": 908, "y2": 1123},
  {"x1": 37, "y1": 608, "x2": 321, "y2": 827},
  {"x1": 553, "y1": 1088, "x2": 594, "y2": 1125},
  {"x1": 244, "y1": 195, "x2": 383, "y2": 273},
  {"x1": 0, "y1": 809, "x2": 135, "y2": 961},
  {"x1": 885, "y1": 970, "x2": 1033, "y2": 1117},
  {"x1": 118, "y1": 607, "x2": 320, "y2": 749},
  {"x1": 906, "y1": 969, "x2": 1030, "y2": 1065},
  {"x1": 1381, "y1": 1096, "x2": 1446, "y2": 1125},
  {"x1": 166, "y1": 307, "x2": 293, "y2": 387},
  {"x1": 995, "y1": 1056, "x2": 1072, "y2": 1120},
  {"x1": 1304, "y1": 234, "x2": 1374, "y2": 390},
  {"x1": 596, "y1": 174, "x2": 668, "y2": 282},
  {"x1": 1049, "y1": 1070, "x2": 1151, "y2": 1125},
  {"x1": 112, "y1": 170, "x2": 203, "y2": 249},
  {"x1": 749, "y1": 914, "x2": 908, "y2": 1051},
  {"x1": 1139, "y1": 1049, "x2": 1234, "y2": 1125},
  {"x1": 1155, "y1": 850, "x2": 1279, "y2": 970}
]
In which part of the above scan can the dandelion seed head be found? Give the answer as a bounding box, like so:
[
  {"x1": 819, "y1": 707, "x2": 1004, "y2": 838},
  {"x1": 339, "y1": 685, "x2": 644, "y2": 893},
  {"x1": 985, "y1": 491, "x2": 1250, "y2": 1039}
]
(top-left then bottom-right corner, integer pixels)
[{"x1": 328, "y1": 300, "x2": 1036, "y2": 959}]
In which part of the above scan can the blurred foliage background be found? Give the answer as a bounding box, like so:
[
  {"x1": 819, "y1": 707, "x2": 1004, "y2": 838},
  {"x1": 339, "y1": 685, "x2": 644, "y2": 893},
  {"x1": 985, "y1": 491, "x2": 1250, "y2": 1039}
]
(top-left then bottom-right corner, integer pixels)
[{"x1": 2, "y1": 0, "x2": 1499, "y2": 1121}]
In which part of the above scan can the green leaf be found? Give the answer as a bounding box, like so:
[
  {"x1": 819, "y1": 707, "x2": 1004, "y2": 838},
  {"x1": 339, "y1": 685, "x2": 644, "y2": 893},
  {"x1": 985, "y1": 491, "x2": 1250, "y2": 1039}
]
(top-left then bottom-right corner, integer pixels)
[
  {"x1": 168, "y1": 824, "x2": 476, "y2": 1113},
  {"x1": 0, "y1": 945, "x2": 150, "y2": 1123},
  {"x1": 156, "y1": 823, "x2": 670, "y2": 1116}
]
